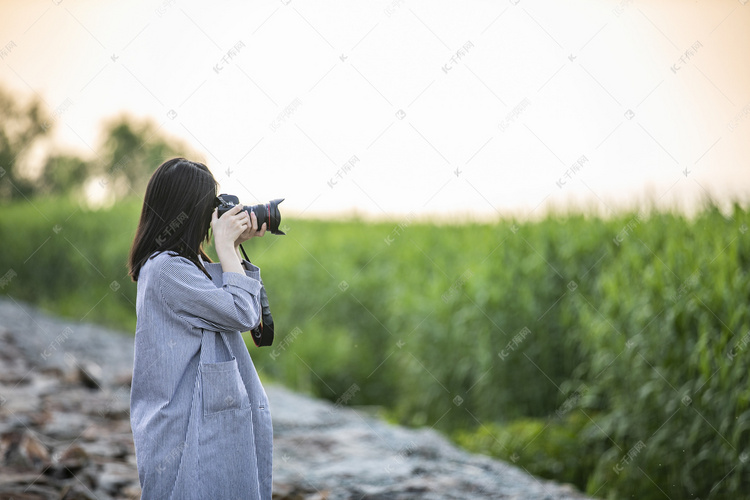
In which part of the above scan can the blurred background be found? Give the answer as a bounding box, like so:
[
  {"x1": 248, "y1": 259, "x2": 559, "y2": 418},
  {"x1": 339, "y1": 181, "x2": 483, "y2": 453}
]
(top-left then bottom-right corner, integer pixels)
[{"x1": 1, "y1": 0, "x2": 748, "y2": 498}]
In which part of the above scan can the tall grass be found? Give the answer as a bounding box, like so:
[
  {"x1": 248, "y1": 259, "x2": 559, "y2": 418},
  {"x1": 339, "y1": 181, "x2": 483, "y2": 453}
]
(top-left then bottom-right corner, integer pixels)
[{"x1": 1, "y1": 195, "x2": 748, "y2": 499}]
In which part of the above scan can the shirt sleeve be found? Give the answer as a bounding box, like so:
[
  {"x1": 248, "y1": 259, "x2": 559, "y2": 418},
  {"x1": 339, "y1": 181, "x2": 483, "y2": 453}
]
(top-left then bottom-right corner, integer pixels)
[
  {"x1": 158, "y1": 254, "x2": 263, "y2": 333},
  {"x1": 241, "y1": 259, "x2": 261, "y2": 282}
]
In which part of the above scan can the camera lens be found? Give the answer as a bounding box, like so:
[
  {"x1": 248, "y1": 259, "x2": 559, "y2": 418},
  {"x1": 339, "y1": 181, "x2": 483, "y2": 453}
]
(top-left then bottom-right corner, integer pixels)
[{"x1": 248, "y1": 199, "x2": 285, "y2": 235}]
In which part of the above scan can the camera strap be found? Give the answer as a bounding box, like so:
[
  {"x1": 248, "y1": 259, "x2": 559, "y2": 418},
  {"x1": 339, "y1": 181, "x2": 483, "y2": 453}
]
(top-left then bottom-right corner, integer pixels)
[
  {"x1": 239, "y1": 243, "x2": 250, "y2": 262},
  {"x1": 250, "y1": 285, "x2": 274, "y2": 347},
  {"x1": 241, "y1": 243, "x2": 275, "y2": 348}
]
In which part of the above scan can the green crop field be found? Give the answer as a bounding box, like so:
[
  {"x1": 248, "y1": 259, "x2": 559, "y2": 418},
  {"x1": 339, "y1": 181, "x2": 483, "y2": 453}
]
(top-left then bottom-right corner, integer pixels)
[{"x1": 1, "y1": 195, "x2": 748, "y2": 499}]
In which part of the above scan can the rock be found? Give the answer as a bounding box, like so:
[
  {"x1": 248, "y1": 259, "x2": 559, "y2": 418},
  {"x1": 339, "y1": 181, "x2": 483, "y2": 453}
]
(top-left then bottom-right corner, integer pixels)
[
  {"x1": 272, "y1": 483, "x2": 331, "y2": 500},
  {"x1": 112, "y1": 372, "x2": 133, "y2": 388},
  {"x1": 0, "y1": 383, "x2": 43, "y2": 414},
  {"x1": 121, "y1": 484, "x2": 142, "y2": 499},
  {"x1": 77, "y1": 361, "x2": 104, "y2": 390},
  {"x1": 97, "y1": 461, "x2": 139, "y2": 495},
  {"x1": 0, "y1": 474, "x2": 65, "y2": 500},
  {"x1": 41, "y1": 411, "x2": 90, "y2": 440},
  {"x1": 60, "y1": 483, "x2": 99, "y2": 500},
  {"x1": 0, "y1": 429, "x2": 51, "y2": 471},
  {"x1": 0, "y1": 329, "x2": 31, "y2": 384},
  {"x1": 58, "y1": 445, "x2": 90, "y2": 473},
  {"x1": 78, "y1": 439, "x2": 129, "y2": 460}
]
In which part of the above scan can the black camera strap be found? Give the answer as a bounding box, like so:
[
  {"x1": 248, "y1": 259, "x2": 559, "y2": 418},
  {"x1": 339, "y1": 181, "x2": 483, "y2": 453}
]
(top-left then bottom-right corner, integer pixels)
[
  {"x1": 239, "y1": 243, "x2": 250, "y2": 263},
  {"x1": 250, "y1": 286, "x2": 274, "y2": 347},
  {"x1": 241, "y1": 243, "x2": 275, "y2": 347}
]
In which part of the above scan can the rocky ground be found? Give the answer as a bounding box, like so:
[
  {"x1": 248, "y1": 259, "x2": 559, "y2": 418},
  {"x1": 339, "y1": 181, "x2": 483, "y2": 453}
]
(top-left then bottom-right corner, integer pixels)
[{"x1": 0, "y1": 298, "x2": 593, "y2": 499}]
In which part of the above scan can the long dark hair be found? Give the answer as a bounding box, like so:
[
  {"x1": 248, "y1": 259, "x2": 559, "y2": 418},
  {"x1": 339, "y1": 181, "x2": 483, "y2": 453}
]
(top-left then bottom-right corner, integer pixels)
[{"x1": 128, "y1": 158, "x2": 217, "y2": 282}]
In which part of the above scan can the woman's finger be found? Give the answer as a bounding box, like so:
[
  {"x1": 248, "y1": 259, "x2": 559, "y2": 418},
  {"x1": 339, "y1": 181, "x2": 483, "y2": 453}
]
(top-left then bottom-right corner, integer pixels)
[
  {"x1": 227, "y1": 203, "x2": 243, "y2": 215},
  {"x1": 237, "y1": 211, "x2": 250, "y2": 228},
  {"x1": 249, "y1": 211, "x2": 259, "y2": 232}
]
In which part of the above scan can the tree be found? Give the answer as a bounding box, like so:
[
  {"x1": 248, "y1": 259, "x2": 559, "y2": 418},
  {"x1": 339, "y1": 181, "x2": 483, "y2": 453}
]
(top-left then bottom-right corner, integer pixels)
[
  {"x1": 94, "y1": 114, "x2": 199, "y2": 200},
  {"x1": 0, "y1": 86, "x2": 52, "y2": 201},
  {"x1": 37, "y1": 153, "x2": 92, "y2": 197}
]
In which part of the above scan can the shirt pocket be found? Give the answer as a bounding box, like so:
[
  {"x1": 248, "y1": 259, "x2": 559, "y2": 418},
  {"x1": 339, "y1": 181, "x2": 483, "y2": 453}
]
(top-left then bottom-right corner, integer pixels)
[{"x1": 200, "y1": 357, "x2": 251, "y2": 416}]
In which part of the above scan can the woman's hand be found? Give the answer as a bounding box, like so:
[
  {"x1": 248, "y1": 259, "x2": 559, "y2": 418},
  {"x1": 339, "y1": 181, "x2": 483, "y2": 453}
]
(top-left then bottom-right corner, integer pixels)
[
  {"x1": 211, "y1": 204, "x2": 249, "y2": 253},
  {"x1": 235, "y1": 211, "x2": 267, "y2": 247}
]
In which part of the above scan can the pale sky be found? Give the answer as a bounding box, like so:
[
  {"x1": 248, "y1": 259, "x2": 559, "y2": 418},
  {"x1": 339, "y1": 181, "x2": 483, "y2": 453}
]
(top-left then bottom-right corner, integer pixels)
[{"x1": 1, "y1": 0, "x2": 748, "y2": 220}]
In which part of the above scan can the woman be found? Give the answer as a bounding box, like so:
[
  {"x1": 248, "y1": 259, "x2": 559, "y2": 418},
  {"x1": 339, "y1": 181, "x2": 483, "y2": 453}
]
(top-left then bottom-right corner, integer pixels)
[{"x1": 128, "y1": 158, "x2": 272, "y2": 499}]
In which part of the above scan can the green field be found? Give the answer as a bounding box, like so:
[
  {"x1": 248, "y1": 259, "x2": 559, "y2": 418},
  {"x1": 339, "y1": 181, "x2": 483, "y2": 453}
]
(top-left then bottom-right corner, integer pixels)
[{"x1": 1, "y1": 195, "x2": 748, "y2": 499}]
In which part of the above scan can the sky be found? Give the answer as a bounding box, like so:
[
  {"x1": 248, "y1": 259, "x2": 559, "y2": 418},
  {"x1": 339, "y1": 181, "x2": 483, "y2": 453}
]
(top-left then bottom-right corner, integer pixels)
[{"x1": 1, "y1": 0, "x2": 748, "y2": 221}]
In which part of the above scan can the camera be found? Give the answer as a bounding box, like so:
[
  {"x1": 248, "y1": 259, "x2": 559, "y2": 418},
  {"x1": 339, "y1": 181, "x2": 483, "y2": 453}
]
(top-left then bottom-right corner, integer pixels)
[
  {"x1": 215, "y1": 194, "x2": 286, "y2": 235},
  {"x1": 215, "y1": 193, "x2": 281, "y2": 347}
]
